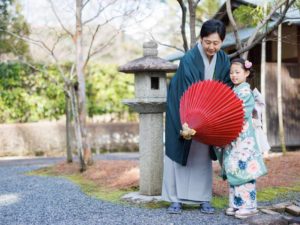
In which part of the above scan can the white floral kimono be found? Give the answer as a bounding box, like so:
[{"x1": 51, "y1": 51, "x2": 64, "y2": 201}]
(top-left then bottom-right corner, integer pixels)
[{"x1": 222, "y1": 82, "x2": 267, "y2": 209}]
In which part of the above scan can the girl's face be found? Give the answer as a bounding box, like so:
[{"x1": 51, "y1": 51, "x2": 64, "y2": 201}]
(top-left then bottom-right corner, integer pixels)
[
  {"x1": 200, "y1": 32, "x2": 222, "y2": 59},
  {"x1": 230, "y1": 63, "x2": 250, "y2": 86}
]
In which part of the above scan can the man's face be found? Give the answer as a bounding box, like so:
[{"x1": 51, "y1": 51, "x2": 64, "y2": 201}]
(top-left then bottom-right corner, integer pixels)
[{"x1": 200, "y1": 32, "x2": 222, "y2": 58}]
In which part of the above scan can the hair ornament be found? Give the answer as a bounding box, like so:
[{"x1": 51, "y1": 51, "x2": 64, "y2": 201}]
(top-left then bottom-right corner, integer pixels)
[{"x1": 245, "y1": 60, "x2": 252, "y2": 69}]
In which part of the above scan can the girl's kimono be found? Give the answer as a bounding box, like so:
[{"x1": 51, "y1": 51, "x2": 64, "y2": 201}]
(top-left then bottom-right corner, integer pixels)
[
  {"x1": 252, "y1": 88, "x2": 271, "y2": 155},
  {"x1": 222, "y1": 82, "x2": 267, "y2": 209}
]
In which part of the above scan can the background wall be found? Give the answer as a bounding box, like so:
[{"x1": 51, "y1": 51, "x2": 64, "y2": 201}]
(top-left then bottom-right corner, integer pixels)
[{"x1": 0, "y1": 121, "x2": 139, "y2": 156}]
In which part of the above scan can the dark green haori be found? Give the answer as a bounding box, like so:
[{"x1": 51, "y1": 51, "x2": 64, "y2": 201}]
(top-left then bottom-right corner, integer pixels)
[{"x1": 165, "y1": 45, "x2": 232, "y2": 166}]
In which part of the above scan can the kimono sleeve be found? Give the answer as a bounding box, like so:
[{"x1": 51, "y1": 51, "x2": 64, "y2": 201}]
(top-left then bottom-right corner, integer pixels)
[
  {"x1": 176, "y1": 57, "x2": 195, "y2": 92},
  {"x1": 239, "y1": 88, "x2": 255, "y2": 120},
  {"x1": 252, "y1": 88, "x2": 265, "y2": 120},
  {"x1": 168, "y1": 57, "x2": 195, "y2": 140}
]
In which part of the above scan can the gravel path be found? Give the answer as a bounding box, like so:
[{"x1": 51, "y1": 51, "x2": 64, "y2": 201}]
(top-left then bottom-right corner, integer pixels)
[{"x1": 0, "y1": 154, "x2": 286, "y2": 225}]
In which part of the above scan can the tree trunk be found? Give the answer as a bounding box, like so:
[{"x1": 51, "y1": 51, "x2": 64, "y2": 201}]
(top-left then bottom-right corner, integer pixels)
[
  {"x1": 188, "y1": 0, "x2": 196, "y2": 48},
  {"x1": 261, "y1": 2, "x2": 268, "y2": 157},
  {"x1": 177, "y1": 0, "x2": 188, "y2": 51},
  {"x1": 277, "y1": 21, "x2": 287, "y2": 155},
  {"x1": 65, "y1": 92, "x2": 73, "y2": 163},
  {"x1": 70, "y1": 86, "x2": 86, "y2": 171},
  {"x1": 226, "y1": 0, "x2": 242, "y2": 52},
  {"x1": 76, "y1": 0, "x2": 93, "y2": 166}
]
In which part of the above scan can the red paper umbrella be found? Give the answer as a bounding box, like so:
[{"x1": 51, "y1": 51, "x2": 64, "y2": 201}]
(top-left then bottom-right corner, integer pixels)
[{"x1": 179, "y1": 80, "x2": 244, "y2": 147}]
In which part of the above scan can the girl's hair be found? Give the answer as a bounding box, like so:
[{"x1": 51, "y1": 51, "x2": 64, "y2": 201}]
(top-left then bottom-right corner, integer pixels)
[
  {"x1": 231, "y1": 58, "x2": 255, "y2": 79},
  {"x1": 200, "y1": 19, "x2": 226, "y2": 41}
]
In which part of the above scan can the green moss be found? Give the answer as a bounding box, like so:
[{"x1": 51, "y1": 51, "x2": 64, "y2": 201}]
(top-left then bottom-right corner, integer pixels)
[
  {"x1": 26, "y1": 167, "x2": 57, "y2": 176},
  {"x1": 65, "y1": 174, "x2": 134, "y2": 203},
  {"x1": 28, "y1": 168, "x2": 135, "y2": 204},
  {"x1": 27, "y1": 167, "x2": 300, "y2": 210},
  {"x1": 212, "y1": 196, "x2": 228, "y2": 209},
  {"x1": 145, "y1": 197, "x2": 228, "y2": 210},
  {"x1": 257, "y1": 185, "x2": 300, "y2": 202},
  {"x1": 143, "y1": 201, "x2": 170, "y2": 209}
]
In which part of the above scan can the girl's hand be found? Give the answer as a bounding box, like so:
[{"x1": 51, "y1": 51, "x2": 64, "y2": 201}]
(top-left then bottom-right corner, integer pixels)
[{"x1": 180, "y1": 123, "x2": 196, "y2": 140}]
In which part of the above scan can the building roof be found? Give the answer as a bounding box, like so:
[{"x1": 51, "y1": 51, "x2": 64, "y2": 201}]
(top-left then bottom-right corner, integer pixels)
[
  {"x1": 217, "y1": 0, "x2": 300, "y2": 49},
  {"x1": 165, "y1": 0, "x2": 300, "y2": 61},
  {"x1": 223, "y1": 18, "x2": 300, "y2": 49}
]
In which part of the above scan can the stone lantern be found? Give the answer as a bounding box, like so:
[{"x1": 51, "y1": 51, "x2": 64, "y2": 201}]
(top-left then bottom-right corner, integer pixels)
[{"x1": 119, "y1": 41, "x2": 177, "y2": 196}]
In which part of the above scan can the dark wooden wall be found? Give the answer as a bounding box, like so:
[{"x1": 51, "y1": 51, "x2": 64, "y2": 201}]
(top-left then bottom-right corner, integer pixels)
[{"x1": 265, "y1": 63, "x2": 300, "y2": 148}]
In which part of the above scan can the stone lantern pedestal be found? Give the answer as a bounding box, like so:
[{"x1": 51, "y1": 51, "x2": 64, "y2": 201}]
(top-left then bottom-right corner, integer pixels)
[{"x1": 119, "y1": 41, "x2": 177, "y2": 196}]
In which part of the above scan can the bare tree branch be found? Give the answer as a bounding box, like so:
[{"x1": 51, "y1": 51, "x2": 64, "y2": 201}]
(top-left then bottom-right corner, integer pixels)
[
  {"x1": 177, "y1": 0, "x2": 189, "y2": 51},
  {"x1": 50, "y1": 32, "x2": 66, "y2": 53},
  {"x1": 83, "y1": 0, "x2": 118, "y2": 25},
  {"x1": 82, "y1": 0, "x2": 90, "y2": 9},
  {"x1": 48, "y1": 0, "x2": 74, "y2": 38},
  {"x1": 87, "y1": 28, "x2": 121, "y2": 61},
  {"x1": 82, "y1": 1, "x2": 139, "y2": 67},
  {"x1": 226, "y1": 0, "x2": 242, "y2": 50},
  {"x1": 229, "y1": 0, "x2": 296, "y2": 59},
  {"x1": 1, "y1": 29, "x2": 51, "y2": 54},
  {"x1": 83, "y1": 24, "x2": 100, "y2": 69},
  {"x1": 150, "y1": 33, "x2": 185, "y2": 52},
  {"x1": 69, "y1": 63, "x2": 76, "y2": 80},
  {"x1": 243, "y1": 0, "x2": 293, "y2": 57},
  {"x1": 0, "y1": 28, "x2": 73, "y2": 86}
]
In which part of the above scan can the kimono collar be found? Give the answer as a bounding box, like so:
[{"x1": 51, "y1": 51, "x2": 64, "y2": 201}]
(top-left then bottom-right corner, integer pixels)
[
  {"x1": 197, "y1": 42, "x2": 217, "y2": 80},
  {"x1": 233, "y1": 82, "x2": 250, "y2": 91}
]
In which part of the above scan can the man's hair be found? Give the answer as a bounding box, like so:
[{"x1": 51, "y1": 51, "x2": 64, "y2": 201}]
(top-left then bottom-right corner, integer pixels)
[{"x1": 200, "y1": 19, "x2": 226, "y2": 41}]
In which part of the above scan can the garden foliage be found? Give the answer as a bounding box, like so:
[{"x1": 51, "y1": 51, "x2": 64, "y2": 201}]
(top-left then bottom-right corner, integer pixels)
[{"x1": 0, "y1": 62, "x2": 134, "y2": 123}]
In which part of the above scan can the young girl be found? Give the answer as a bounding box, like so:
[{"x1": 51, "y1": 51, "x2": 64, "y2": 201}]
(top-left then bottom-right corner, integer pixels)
[{"x1": 223, "y1": 58, "x2": 267, "y2": 219}]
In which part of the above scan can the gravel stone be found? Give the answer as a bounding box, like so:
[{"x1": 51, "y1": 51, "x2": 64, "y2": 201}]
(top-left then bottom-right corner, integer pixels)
[{"x1": 0, "y1": 155, "x2": 298, "y2": 225}]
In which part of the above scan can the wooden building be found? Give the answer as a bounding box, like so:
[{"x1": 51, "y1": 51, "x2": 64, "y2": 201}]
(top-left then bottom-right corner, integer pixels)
[{"x1": 215, "y1": 0, "x2": 300, "y2": 149}]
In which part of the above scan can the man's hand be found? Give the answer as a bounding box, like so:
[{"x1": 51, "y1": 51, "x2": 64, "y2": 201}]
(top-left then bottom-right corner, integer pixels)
[{"x1": 180, "y1": 123, "x2": 196, "y2": 140}]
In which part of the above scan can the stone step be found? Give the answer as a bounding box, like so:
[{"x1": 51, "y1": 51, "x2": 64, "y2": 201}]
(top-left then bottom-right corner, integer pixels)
[
  {"x1": 260, "y1": 208, "x2": 280, "y2": 215},
  {"x1": 244, "y1": 214, "x2": 288, "y2": 225},
  {"x1": 286, "y1": 205, "x2": 300, "y2": 216},
  {"x1": 272, "y1": 202, "x2": 293, "y2": 213},
  {"x1": 293, "y1": 200, "x2": 300, "y2": 207}
]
